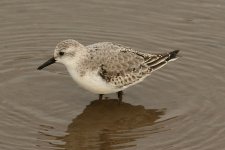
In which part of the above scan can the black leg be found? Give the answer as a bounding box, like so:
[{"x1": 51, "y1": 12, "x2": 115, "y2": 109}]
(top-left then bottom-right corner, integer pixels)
[
  {"x1": 99, "y1": 94, "x2": 104, "y2": 100},
  {"x1": 117, "y1": 91, "x2": 123, "y2": 102}
]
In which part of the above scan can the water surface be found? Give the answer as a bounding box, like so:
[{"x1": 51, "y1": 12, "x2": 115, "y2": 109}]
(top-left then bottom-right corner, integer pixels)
[{"x1": 0, "y1": 0, "x2": 225, "y2": 149}]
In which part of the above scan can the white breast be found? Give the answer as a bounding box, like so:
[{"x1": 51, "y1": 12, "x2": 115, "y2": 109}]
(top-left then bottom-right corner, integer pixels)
[{"x1": 66, "y1": 67, "x2": 121, "y2": 94}]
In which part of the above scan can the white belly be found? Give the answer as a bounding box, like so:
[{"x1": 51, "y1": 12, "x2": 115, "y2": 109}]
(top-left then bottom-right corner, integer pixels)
[{"x1": 67, "y1": 68, "x2": 121, "y2": 94}]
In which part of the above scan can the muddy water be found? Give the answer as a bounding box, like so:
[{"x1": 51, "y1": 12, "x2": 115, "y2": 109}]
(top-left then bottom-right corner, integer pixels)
[{"x1": 0, "y1": 0, "x2": 225, "y2": 150}]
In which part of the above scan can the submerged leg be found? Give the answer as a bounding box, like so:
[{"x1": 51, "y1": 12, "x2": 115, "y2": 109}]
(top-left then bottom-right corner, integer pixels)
[
  {"x1": 99, "y1": 94, "x2": 104, "y2": 100},
  {"x1": 117, "y1": 91, "x2": 124, "y2": 102}
]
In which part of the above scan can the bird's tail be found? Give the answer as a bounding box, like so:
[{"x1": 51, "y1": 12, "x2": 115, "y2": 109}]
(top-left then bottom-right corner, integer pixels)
[
  {"x1": 147, "y1": 50, "x2": 180, "y2": 71},
  {"x1": 166, "y1": 50, "x2": 180, "y2": 61}
]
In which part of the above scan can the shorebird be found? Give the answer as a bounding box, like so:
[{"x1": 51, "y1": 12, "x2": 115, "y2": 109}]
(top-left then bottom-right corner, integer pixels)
[{"x1": 37, "y1": 39, "x2": 179, "y2": 102}]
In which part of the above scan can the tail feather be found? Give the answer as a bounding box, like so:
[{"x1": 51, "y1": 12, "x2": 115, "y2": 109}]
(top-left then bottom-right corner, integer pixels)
[
  {"x1": 146, "y1": 54, "x2": 169, "y2": 66},
  {"x1": 151, "y1": 61, "x2": 167, "y2": 71},
  {"x1": 166, "y1": 50, "x2": 180, "y2": 61},
  {"x1": 148, "y1": 50, "x2": 180, "y2": 71}
]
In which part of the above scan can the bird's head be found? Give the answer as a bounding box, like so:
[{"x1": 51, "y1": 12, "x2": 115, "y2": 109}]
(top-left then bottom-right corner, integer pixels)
[{"x1": 37, "y1": 39, "x2": 85, "y2": 70}]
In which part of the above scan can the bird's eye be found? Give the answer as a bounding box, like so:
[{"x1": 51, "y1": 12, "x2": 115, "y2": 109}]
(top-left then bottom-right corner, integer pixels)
[{"x1": 59, "y1": 52, "x2": 64, "y2": 56}]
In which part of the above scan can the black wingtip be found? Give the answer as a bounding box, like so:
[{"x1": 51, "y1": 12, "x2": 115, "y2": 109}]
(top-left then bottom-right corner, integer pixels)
[
  {"x1": 166, "y1": 50, "x2": 180, "y2": 61},
  {"x1": 37, "y1": 66, "x2": 42, "y2": 70}
]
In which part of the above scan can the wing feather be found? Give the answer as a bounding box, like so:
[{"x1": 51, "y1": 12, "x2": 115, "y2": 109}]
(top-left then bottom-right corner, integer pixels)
[{"x1": 86, "y1": 42, "x2": 179, "y2": 87}]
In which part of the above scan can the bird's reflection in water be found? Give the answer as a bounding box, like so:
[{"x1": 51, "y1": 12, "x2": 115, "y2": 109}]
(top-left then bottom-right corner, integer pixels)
[{"x1": 59, "y1": 99, "x2": 165, "y2": 150}]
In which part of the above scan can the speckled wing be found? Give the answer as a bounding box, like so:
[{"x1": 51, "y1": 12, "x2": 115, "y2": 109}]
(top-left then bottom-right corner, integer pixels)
[{"x1": 86, "y1": 42, "x2": 177, "y2": 88}]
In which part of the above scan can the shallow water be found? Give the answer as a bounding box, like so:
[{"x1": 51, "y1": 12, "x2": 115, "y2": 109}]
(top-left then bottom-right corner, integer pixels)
[{"x1": 0, "y1": 0, "x2": 225, "y2": 149}]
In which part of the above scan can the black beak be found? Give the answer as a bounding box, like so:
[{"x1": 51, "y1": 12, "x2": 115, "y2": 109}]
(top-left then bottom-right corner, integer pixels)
[{"x1": 37, "y1": 57, "x2": 56, "y2": 70}]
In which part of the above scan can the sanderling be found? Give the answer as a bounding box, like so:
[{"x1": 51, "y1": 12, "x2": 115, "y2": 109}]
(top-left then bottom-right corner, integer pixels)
[{"x1": 38, "y1": 39, "x2": 179, "y2": 102}]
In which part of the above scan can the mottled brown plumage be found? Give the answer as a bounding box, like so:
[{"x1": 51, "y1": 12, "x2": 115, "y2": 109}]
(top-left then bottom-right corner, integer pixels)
[
  {"x1": 81, "y1": 42, "x2": 179, "y2": 88},
  {"x1": 38, "y1": 39, "x2": 179, "y2": 100}
]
